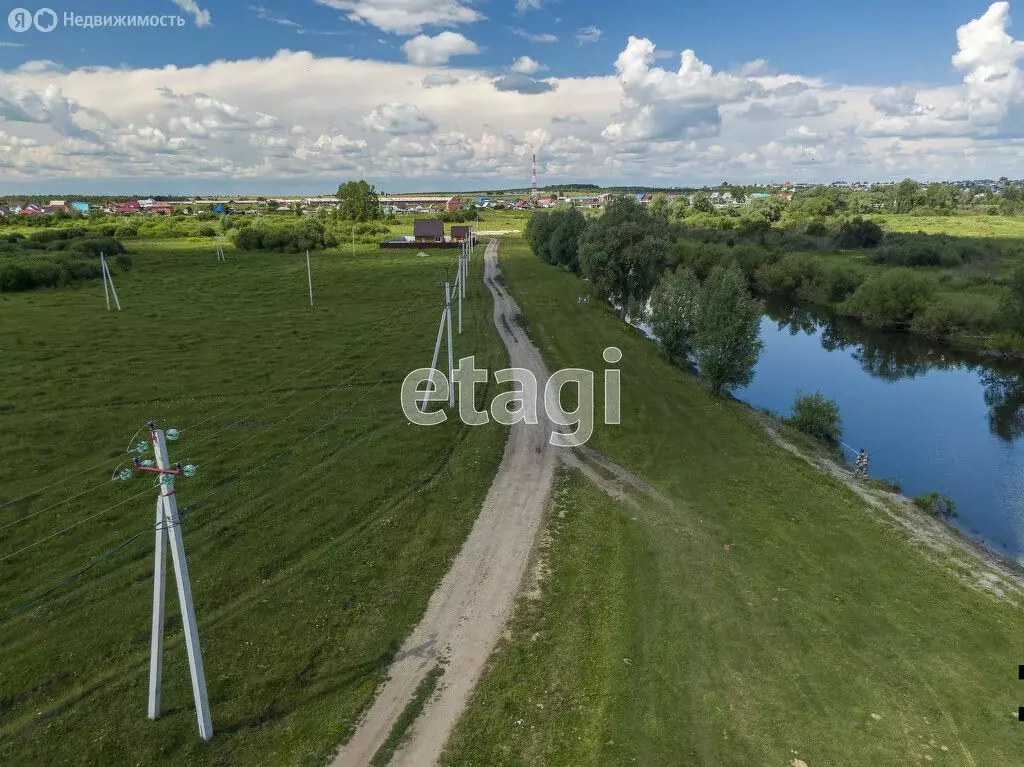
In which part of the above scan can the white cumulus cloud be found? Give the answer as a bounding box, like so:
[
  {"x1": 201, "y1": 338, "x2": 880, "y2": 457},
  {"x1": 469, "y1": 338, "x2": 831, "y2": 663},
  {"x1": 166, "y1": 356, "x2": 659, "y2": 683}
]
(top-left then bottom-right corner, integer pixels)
[
  {"x1": 510, "y1": 56, "x2": 546, "y2": 74},
  {"x1": 362, "y1": 102, "x2": 439, "y2": 135},
  {"x1": 314, "y1": 0, "x2": 483, "y2": 35},
  {"x1": 402, "y1": 32, "x2": 480, "y2": 66}
]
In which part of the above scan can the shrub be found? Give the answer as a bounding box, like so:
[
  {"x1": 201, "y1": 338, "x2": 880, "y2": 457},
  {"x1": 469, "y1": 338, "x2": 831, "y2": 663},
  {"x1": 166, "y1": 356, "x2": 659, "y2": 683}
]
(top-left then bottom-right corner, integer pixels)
[
  {"x1": 0, "y1": 264, "x2": 34, "y2": 291},
  {"x1": 913, "y1": 492, "x2": 958, "y2": 520},
  {"x1": 788, "y1": 391, "x2": 842, "y2": 445},
  {"x1": 910, "y1": 302, "x2": 961, "y2": 338},
  {"x1": 198, "y1": 225, "x2": 217, "y2": 237},
  {"x1": 28, "y1": 228, "x2": 86, "y2": 243},
  {"x1": 69, "y1": 237, "x2": 126, "y2": 258},
  {"x1": 834, "y1": 217, "x2": 884, "y2": 249},
  {"x1": 804, "y1": 220, "x2": 828, "y2": 237},
  {"x1": 839, "y1": 269, "x2": 936, "y2": 327},
  {"x1": 232, "y1": 219, "x2": 331, "y2": 252},
  {"x1": 114, "y1": 254, "x2": 133, "y2": 270},
  {"x1": 114, "y1": 225, "x2": 138, "y2": 238}
]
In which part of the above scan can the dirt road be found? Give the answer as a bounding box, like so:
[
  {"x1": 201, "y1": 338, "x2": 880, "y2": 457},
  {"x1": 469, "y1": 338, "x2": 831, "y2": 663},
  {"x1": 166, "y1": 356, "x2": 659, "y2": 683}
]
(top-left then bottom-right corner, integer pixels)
[{"x1": 332, "y1": 238, "x2": 559, "y2": 766}]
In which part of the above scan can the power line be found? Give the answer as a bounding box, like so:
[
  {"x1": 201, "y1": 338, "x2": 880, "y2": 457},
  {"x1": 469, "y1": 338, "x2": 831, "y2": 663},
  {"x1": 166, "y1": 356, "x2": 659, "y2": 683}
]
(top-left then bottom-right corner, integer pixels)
[
  {"x1": 0, "y1": 486, "x2": 155, "y2": 565},
  {"x1": 0, "y1": 370, "x2": 394, "y2": 623},
  {"x1": 1, "y1": 303, "x2": 425, "y2": 565},
  {"x1": 0, "y1": 295, "x2": 435, "y2": 535}
]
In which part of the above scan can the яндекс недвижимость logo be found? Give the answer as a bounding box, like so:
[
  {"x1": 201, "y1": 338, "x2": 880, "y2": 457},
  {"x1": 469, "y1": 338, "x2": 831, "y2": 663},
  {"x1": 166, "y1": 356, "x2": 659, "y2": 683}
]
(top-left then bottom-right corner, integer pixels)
[
  {"x1": 8, "y1": 8, "x2": 57, "y2": 32},
  {"x1": 8, "y1": 8, "x2": 188, "y2": 32}
]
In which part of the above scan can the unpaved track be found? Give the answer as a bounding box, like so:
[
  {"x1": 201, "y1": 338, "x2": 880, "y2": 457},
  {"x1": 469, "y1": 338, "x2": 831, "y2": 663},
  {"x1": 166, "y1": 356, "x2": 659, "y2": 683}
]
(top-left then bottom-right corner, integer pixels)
[{"x1": 332, "y1": 238, "x2": 559, "y2": 766}]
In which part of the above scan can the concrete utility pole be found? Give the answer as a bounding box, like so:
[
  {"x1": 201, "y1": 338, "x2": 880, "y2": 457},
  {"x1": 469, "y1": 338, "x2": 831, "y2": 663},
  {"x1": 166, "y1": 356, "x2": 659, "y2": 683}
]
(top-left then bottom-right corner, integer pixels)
[
  {"x1": 215, "y1": 234, "x2": 225, "y2": 262},
  {"x1": 422, "y1": 289, "x2": 450, "y2": 412},
  {"x1": 100, "y1": 253, "x2": 121, "y2": 311},
  {"x1": 445, "y1": 280, "x2": 454, "y2": 409},
  {"x1": 306, "y1": 250, "x2": 313, "y2": 307},
  {"x1": 144, "y1": 423, "x2": 212, "y2": 742}
]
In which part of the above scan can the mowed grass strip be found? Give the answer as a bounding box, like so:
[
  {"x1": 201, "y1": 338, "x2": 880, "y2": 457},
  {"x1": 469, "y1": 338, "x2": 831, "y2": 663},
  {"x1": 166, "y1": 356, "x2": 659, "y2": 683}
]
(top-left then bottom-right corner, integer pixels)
[
  {"x1": 441, "y1": 237, "x2": 1024, "y2": 766},
  {"x1": 0, "y1": 238, "x2": 507, "y2": 766}
]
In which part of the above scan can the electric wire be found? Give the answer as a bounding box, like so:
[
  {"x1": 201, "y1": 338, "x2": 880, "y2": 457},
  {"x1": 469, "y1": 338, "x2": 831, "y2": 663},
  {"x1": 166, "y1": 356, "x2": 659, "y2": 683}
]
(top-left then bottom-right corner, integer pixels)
[
  {"x1": 0, "y1": 486, "x2": 154, "y2": 564},
  {"x1": 0, "y1": 274, "x2": 460, "y2": 620},
  {"x1": 0, "y1": 299, "x2": 435, "y2": 563},
  {"x1": 0, "y1": 368, "x2": 394, "y2": 622},
  {"x1": 0, "y1": 293, "x2": 436, "y2": 533}
]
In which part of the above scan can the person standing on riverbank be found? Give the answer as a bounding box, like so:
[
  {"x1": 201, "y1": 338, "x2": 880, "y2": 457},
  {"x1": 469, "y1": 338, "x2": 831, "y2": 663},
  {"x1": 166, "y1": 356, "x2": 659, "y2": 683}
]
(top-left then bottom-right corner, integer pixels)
[{"x1": 855, "y1": 450, "x2": 869, "y2": 479}]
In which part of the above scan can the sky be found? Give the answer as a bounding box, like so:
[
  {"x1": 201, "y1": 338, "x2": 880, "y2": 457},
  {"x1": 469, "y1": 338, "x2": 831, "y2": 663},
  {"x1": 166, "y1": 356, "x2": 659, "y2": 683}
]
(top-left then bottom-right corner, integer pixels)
[{"x1": 0, "y1": 0, "x2": 1022, "y2": 193}]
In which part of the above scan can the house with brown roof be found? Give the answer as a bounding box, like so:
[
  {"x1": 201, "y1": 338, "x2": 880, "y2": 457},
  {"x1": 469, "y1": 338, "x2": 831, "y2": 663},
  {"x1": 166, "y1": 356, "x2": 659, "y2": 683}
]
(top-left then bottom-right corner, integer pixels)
[
  {"x1": 413, "y1": 219, "x2": 445, "y2": 243},
  {"x1": 450, "y1": 225, "x2": 470, "y2": 242}
]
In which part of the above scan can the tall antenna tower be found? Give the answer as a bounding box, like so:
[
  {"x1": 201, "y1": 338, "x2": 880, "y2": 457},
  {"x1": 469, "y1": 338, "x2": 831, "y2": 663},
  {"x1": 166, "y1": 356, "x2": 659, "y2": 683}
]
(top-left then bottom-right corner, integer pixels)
[{"x1": 531, "y1": 153, "x2": 538, "y2": 198}]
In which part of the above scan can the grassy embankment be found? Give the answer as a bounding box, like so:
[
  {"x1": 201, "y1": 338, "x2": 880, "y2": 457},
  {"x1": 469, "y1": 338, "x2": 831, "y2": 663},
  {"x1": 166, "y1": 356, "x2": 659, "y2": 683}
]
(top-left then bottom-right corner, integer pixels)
[
  {"x1": 0, "y1": 234, "x2": 508, "y2": 765},
  {"x1": 442, "y1": 236, "x2": 1024, "y2": 766}
]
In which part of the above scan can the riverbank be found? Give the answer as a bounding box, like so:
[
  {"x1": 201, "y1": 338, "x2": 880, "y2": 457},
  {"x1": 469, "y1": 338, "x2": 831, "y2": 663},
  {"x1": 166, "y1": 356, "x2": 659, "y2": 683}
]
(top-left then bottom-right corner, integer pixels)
[
  {"x1": 671, "y1": 213, "x2": 1024, "y2": 359},
  {"x1": 442, "y1": 236, "x2": 1024, "y2": 766},
  {"x1": 760, "y1": 414, "x2": 1024, "y2": 602}
]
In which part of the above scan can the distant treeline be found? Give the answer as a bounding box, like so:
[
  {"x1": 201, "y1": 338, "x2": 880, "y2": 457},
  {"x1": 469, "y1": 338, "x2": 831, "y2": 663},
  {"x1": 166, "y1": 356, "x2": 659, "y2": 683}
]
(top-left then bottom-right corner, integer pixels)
[
  {"x1": 524, "y1": 193, "x2": 1024, "y2": 356},
  {"x1": 0, "y1": 229, "x2": 130, "y2": 292}
]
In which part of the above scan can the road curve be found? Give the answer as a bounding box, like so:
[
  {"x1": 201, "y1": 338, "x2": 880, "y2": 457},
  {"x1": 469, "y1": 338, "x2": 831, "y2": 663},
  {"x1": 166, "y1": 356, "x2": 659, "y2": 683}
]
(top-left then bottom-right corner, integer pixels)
[{"x1": 332, "y1": 238, "x2": 559, "y2": 766}]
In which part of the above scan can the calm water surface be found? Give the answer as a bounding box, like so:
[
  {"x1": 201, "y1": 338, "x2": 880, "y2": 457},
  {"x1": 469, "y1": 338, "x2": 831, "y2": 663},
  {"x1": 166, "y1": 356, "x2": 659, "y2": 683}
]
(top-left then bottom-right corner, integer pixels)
[{"x1": 735, "y1": 300, "x2": 1024, "y2": 562}]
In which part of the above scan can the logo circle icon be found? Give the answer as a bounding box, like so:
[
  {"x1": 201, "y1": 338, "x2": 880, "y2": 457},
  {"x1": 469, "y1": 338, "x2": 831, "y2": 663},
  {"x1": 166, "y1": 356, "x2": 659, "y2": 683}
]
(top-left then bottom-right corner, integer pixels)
[
  {"x1": 34, "y1": 8, "x2": 58, "y2": 32},
  {"x1": 8, "y1": 8, "x2": 33, "y2": 32}
]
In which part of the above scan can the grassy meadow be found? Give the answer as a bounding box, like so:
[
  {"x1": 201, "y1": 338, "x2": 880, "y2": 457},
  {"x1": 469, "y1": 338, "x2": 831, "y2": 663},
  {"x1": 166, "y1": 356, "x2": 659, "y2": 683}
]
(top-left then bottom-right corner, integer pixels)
[
  {"x1": 0, "y1": 234, "x2": 508, "y2": 765},
  {"x1": 441, "y1": 236, "x2": 1024, "y2": 766}
]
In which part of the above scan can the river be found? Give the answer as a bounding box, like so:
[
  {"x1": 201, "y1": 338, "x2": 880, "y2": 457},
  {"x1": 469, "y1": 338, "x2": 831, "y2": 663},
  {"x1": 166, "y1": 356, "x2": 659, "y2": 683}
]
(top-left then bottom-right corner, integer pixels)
[{"x1": 732, "y1": 299, "x2": 1024, "y2": 563}]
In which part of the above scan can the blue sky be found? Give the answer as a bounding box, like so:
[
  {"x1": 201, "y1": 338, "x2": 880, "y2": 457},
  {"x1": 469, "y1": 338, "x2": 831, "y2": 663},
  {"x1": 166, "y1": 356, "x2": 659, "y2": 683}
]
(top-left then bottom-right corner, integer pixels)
[
  {"x1": 1, "y1": 1, "x2": 1023, "y2": 192},
  {"x1": 0, "y1": 0, "x2": 1008, "y2": 82}
]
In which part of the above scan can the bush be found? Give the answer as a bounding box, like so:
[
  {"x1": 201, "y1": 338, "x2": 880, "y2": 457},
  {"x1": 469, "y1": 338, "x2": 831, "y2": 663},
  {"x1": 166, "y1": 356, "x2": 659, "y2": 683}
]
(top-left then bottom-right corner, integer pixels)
[
  {"x1": 804, "y1": 220, "x2": 828, "y2": 237},
  {"x1": 913, "y1": 492, "x2": 958, "y2": 520},
  {"x1": 232, "y1": 219, "x2": 332, "y2": 252},
  {"x1": 69, "y1": 237, "x2": 126, "y2": 258},
  {"x1": 788, "y1": 391, "x2": 842, "y2": 444},
  {"x1": 834, "y1": 217, "x2": 884, "y2": 249},
  {"x1": 839, "y1": 269, "x2": 936, "y2": 327},
  {"x1": 114, "y1": 254, "x2": 133, "y2": 270},
  {"x1": 28, "y1": 228, "x2": 86, "y2": 243},
  {"x1": 114, "y1": 225, "x2": 138, "y2": 239},
  {"x1": 198, "y1": 225, "x2": 217, "y2": 237}
]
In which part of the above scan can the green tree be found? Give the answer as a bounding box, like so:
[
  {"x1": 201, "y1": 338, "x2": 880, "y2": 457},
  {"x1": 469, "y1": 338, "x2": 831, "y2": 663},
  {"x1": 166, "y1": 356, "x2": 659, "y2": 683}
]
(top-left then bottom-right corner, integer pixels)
[
  {"x1": 669, "y1": 196, "x2": 690, "y2": 221},
  {"x1": 748, "y1": 197, "x2": 782, "y2": 222},
  {"x1": 649, "y1": 193, "x2": 670, "y2": 220},
  {"x1": 923, "y1": 183, "x2": 955, "y2": 213},
  {"x1": 799, "y1": 197, "x2": 837, "y2": 217},
  {"x1": 336, "y1": 179, "x2": 382, "y2": 222},
  {"x1": 693, "y1": 261, "x2": 764, "y2": 395},
  {"x1": 648, "y1": 266, "x2": 702, "y2": 366},
  {"x1": 525, "y1": 208, "x2": 588, "y2": 272},
  {"x1": 891, "y1": 178, "x2": 921, "y2": 214},
  {"x1": 578, "y1": 195, "x2": 670, "y2": 318},
  {"x1": 691, "y1": 191, "x2": 714, "y2": 214}
]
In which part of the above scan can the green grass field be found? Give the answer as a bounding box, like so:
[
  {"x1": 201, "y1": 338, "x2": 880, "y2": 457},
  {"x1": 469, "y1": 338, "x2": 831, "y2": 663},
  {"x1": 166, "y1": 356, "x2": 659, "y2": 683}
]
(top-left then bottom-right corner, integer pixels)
[
  {"x1": 0, "y1": 236, "x2": 507, "y2": 765},
  {"x1": 871, "y1": 214, "x2": 1024, "y2": 241},
  {"x1": 441, "y1": 237, "x2": 1024, "y2": 766}
]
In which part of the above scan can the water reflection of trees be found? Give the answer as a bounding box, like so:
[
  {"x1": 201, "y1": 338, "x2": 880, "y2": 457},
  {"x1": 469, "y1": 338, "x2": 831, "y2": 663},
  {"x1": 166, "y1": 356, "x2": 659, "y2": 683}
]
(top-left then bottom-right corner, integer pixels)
[
  {"x1": 981, "y1": 371, "x2": 1024, "y2": 442},
  {"x1": 763, "y1": 297, "x2": 1024, "y2": 443}
]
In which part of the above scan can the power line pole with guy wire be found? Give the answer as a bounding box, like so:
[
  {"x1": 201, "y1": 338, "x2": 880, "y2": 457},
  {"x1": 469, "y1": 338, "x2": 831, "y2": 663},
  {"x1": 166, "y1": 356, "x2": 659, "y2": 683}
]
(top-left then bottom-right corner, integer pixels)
[
  {"x1": 100, "y1": 253, "x2": 121, "y2": 311},
  {"x1": 421, "y1": 278, "x2": 455, "y2": 412},
  {"x1": 306, "y1": 250, "x2": 313, "y2": 307},
  {"x1": 122, "y1": 423, "x2": 212, "y2": 741}
]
